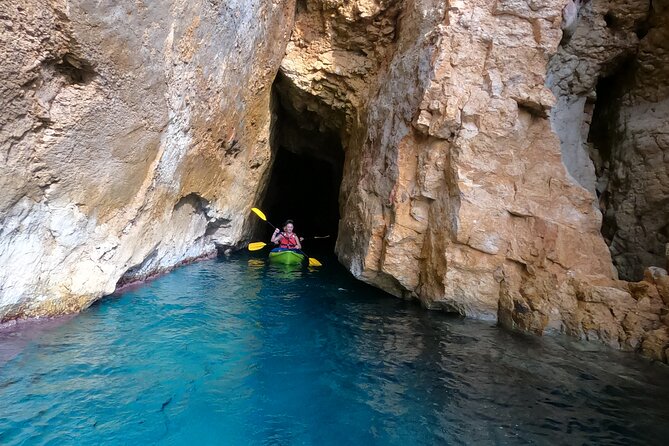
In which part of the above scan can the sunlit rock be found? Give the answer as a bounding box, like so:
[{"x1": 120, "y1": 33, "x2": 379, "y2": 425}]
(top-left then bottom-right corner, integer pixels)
[{"x1": 0, "y1": 0, "x2": 296, "y2": 320}]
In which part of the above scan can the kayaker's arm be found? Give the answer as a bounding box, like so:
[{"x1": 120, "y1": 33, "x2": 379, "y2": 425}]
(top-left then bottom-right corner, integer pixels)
[
  {"x1": 294, "y1": 233, "x2": 302, "y2": 249},
  {"x1": 271, "y1": 228, "x2": 281, "y2": 244}
]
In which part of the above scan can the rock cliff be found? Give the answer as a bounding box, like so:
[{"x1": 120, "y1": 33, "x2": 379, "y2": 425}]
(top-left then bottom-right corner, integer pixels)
[
  {"x1": 279, "y1": 0, "x2": 613, "y2": 317},
  {"x1": 1, "y1": 0, "x2": 668, "y2": 362},
  {"x1": 278, "y1": 0, "x2": 669, "y2": 361},
  {"x1": 0, "y1": 0, "x2": 295, "y2": 320}
]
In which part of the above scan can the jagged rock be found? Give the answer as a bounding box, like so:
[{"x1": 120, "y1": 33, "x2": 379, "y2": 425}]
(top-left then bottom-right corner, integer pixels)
[
  {"x1": 594, "y1": 2, "x2": 669, "y2": 281},
  {"x1": 622, "y1": 312, "x2": 661, "y2": 350},
  {"x1": 303, "y1": 0, "x2": 617, "y2": 320},
  {"x1": 656, "y1": 277, "x2": 669, "y2": 306},
  {"x1": 641, "y1": 327, "x2": 669, "y2": 362},
  {"x1": 545, "y1": 0, "x2": 669, "y2": 282},
  {"x1": 644, "y1": 266, "x2": 668, "y2": 282},
  {"x1": 642, "y1": 267, "x2": 669, "y2": 306},
  {"x1": 629, "y1": 280, "x2": 661, "y2": 303}
]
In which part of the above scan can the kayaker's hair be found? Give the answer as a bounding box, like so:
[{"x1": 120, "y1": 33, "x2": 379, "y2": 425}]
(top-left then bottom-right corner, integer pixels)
[{"x1": 283, "y1": 219, "x2": 294, "y2": 227}]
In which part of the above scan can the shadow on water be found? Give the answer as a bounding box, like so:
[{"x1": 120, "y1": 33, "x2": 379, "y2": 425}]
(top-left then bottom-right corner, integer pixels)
[{"x1": 0, "y1": 254, "x2": 668, "y2": 445}]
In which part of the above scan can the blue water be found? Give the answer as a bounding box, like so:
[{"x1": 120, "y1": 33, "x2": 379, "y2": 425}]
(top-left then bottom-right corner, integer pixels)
[{"x1": 1, "y1": 255, "x2": 669, "y2": 445}]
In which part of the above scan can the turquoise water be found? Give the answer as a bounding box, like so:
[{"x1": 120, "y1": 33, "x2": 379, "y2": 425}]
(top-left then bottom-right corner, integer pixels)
[{"x1": 1, "y1": 255, "x2": 669, "y2": 445}]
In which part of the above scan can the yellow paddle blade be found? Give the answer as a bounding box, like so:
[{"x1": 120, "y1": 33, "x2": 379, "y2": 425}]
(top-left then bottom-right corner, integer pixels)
[
  {"x1": 251, "y1": 207, "x2": 267, "y2": 221},
  {"x1": 308, "y1": 257, "x2": 322, "y2": 267},
  {"x1": 248, "y1": 241, "x2": 267, "y2": 251}
]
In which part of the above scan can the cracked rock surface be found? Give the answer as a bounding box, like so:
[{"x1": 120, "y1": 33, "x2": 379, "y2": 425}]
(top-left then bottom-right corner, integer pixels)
[
  {"x1": 0, "y1": 0, "x2": 295, "y2": 320},
  {"x1": 279, "y1": 0, "x2": 669, "y2": 362}
]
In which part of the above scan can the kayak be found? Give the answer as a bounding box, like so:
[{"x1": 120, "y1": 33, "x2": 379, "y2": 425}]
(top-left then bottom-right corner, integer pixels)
[{"x1": 268, "y1": 248, "x2": 305, "y2": 265}]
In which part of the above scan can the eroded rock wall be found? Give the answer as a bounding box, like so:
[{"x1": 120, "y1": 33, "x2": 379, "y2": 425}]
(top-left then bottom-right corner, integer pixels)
[
  {"x1": 280, "y1": 0, "x2": 613, "y2": 312},
  {"x1": 2, "y1": 0, "x2": 668, "y2": 362},
  {"x1": 280, "y1": 0, "x2": 669, "y2": 360},
  {"x1": 0, "y1": 0, "x2": 295, "y2": 320},
  {"x1": 548, "y1": 0, "x2": 669, "y2": 281},
  {"x1": 542, "y1": 0, "x2": 669, "y2": 360},
  {"x1": 597, "y1": 1, "x2": 669, "y2": 281},
  {"x1": 547, "y1": 0, "x2": 644, "y2": 195}
]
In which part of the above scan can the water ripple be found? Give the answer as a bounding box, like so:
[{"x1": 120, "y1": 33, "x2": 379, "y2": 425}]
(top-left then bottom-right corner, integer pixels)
[{"x1": 0, "y1": 256, "x2": 668, "y2": 445}]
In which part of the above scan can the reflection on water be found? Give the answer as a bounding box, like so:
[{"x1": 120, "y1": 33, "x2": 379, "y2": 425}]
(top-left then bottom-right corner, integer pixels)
[
  {"x1": 267, "y1": 263, "x2": 304, "y2": 280},
  {"x1": 248, "y1": 257, "x2": 305, "y2": 281},
  {"x1": 0, "y1": 255, "x2": 668, "y2": 445},
  {"x1": 247, "y1": 259, "x2": 266, "y2": 269}
]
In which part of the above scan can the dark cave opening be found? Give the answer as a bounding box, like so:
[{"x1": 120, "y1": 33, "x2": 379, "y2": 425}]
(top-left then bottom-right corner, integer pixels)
[
  {"x1": 262, "y1": 148, "x2": 342, "y2": 251},
  {"x1": 259, "y1": 75, "x2": 344, "y2": 254},
  {"x1": 588, "y1": 61, "x2": 629, "y2": 205}
]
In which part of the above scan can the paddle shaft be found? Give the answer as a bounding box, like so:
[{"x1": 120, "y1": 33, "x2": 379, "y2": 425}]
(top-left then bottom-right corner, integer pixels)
[
  {"x1": 261, "y1": 220, "x2": 278, "y2": 231},
  {"x1": 252, "y1": 208, "x2": 306, "y2": 241}
]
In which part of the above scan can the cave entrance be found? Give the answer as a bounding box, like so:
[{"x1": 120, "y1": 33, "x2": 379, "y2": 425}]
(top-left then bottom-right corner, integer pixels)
[{"x1": 260, "y1": 75, "x2": 344, "y2": 253}]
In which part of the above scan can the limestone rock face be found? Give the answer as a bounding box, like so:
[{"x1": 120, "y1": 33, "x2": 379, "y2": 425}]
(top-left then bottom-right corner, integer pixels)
[
  {"x1": 279, "y1": 0, "x2": 669, "y2": 361},
  {"x1": 547, "y1": 0, "x2": 646, "y2": 194},
  {"x1": 280, "y1": 0, "x2": 613, "y2": 319},
  {"x1": 0, "y1": 0, "x2": 295, "y2": 320},
  {"x1": 597, "y1": 4, "x2": 669, "y2": 281}
]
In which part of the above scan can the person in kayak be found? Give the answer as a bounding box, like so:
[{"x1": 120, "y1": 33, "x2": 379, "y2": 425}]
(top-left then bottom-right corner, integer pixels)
[{"x1": 271, "y1": 220, "x2": 302, "y2": 250}]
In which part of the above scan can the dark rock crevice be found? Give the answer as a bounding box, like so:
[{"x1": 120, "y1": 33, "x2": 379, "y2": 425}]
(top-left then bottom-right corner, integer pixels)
[
  {"x1": 586, "y1": 0, "x2": 669, "y2": 280},
  {"x1": 587, "y1": 56, "x2": 636, "y2": 210},
  {"x1": 549, "y1": 0, "x2": 669, "y2": 281},
  {"x1": 53, "y1": 54, "x2": 97, "y2": 85}
]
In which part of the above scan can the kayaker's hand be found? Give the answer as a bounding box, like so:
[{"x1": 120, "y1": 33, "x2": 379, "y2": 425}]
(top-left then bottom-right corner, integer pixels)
[{"x1": 273, "y1": 228, "x2": 280, "y2": 235}]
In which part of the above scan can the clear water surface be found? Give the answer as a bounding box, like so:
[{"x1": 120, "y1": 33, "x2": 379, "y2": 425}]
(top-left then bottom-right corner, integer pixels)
[{"x1": 1, "y1": 255, "x2": 668, "y2": 445}]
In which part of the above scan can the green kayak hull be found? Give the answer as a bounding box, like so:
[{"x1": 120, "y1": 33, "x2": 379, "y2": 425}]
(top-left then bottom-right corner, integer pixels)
[{"x1": 268, "y1": 250, "x2": 305, "y2": 265}]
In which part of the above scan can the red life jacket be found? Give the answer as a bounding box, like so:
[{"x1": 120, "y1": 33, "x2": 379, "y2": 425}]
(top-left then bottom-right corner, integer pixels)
[{"x1": 278, "y1": 233, "x2": 298, "y2": 249}]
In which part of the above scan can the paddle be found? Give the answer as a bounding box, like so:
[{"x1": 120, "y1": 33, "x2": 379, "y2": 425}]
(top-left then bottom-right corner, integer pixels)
[
  {"x1": 250, "y1": 207, "x2": 323, "y2": 267},
  {"x1": 248, "y1": 241, "x2": 268, "y2": 251}
]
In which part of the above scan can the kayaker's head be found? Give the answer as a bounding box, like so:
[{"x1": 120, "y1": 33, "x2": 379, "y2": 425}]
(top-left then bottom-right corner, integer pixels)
[{"x1": 283, "y1": 220, "x2": 295, "y2": 234}]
